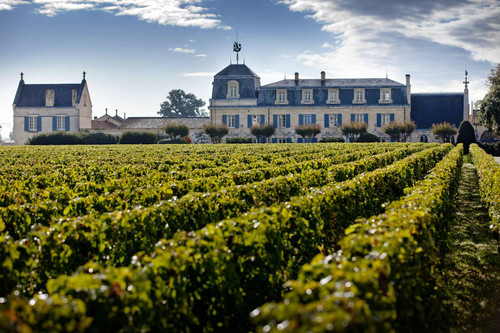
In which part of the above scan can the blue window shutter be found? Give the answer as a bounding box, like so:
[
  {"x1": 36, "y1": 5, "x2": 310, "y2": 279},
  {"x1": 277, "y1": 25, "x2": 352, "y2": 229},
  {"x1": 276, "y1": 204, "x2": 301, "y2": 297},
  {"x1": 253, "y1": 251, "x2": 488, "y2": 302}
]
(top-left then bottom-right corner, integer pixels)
[
  {"x1": 324, "y1": 114, "x2": 329, "y2": 128},
  {"x1": 272, "y1": 138, "x2": 277, "y2": 143},
  {"x1": 377, "y1": 114, "x2": 381, "y2": 127},
  {"x1": 235, "y1": 115, "x2": 240, "y2": 128},
  {"x1": 222, "y1": 115, "x2": 227, "y2": 125},
  {"x1": 52, "y1": 116, "x2": 57, "y2": 131},
  {"x1": 364, "y1": 113, "x2": 369, "y2": 124},
  {"x1": 260, "y1": 115, "x2": 265, "y2": 125},
  {"x1": 273, "y1": 115, "x2": 277, "y2": 127},
  {"x1": 299, "y1": 114, "x2": 304, "y2": 125},
  {"x1": 298, "y1": 137, "x2": 303, "y2": 143},
  {"x1": 37, "y1": 116, "x2": 42, "y2": 132},
  {"x1": 286, "y1": 114, "x2": 291, "y2": 128},
  {"x1": 391, "y1": 137, "x2": 395, "y2": 142},
  {"x1": 24, "y1": 117, "x2": 29, "y2": 132},
  {"x1": 65, "y1": 116, "x2": 70, "y2": 131},
  {"x1": 312, "y1": 137, "x2": 318, "y2": 143},
  {"x1": 338, "y1": 114, "x2": 342, "y2": 125},
  {"x1": 312, "y1": 114, "x2": 316, "y2": 124},
  {"x1": 390, "y1": 113, "x2": 395, "y2": 122},
  {"x1": 286, "y1": 138, "x2": 292, "y2": 143},
  {"x1": 248, "y1": 115, "x2": 252, "y2": 128},
  {"x1": 351, "y1": 114, "x2": 355, "y2": 122}
]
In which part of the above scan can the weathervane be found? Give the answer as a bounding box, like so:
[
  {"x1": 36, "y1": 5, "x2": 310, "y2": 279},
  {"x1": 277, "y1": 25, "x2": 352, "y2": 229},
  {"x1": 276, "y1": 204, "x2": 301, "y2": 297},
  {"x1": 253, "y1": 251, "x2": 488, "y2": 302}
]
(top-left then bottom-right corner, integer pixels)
[
  {"x1": 233, "y1": 30, "x2": 242, "y2": 64},
  {"x1": 463, "y1": 69, "x2": 469, "y2": 89}
]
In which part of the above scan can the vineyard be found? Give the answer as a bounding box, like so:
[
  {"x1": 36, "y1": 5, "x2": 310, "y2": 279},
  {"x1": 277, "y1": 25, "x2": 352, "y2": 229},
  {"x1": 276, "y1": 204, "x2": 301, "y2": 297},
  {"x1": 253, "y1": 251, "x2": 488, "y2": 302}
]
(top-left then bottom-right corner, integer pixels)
[{"x1": 0, "y1": 143, "x2": 498, "y2": 332}]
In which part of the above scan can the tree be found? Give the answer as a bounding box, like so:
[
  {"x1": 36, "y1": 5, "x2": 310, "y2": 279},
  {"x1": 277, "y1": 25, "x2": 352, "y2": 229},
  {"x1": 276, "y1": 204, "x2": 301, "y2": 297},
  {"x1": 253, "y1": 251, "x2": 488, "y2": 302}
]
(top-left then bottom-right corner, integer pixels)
[
  {"x1": 340, "y1": 122, "x2": 368, "y2": 142},
  {"x1": 383, "y1": 121, "x2": 416, "y2": 142},
  {"x1": 431, "y1": 122, "x2": 457, "y2": 143},
  {"x1": 477, "y1": 64, "x2": 500, "y2": 135},
  {"x1": 356, "y1": 132, "x2": 379, "y2": 142},
  {"x1": 158, "y1": 89, "x2": 207, "y2": 117},
  {"x1": 295, "y1": 124, "x2": 321, "y2": 143},
  {"x1": 164, "y1": 123, "x2": 189, "y2": 139},
  {"x1": 204, "y1": 124, "x2": 229, "y2": 144},
  {"x1": 456, "y1": 120, "x2": 476, "y2": 154},
  {"x1": 250, "y1": 124, "x2": 276, "y2": 143}
]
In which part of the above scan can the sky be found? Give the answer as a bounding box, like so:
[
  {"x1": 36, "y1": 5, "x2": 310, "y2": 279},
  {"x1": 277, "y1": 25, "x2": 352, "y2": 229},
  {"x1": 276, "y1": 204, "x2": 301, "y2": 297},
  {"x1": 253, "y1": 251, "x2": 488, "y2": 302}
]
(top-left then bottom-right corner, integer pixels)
[{"x1": 1, "y1": 0, "x2": 499, "y2": 140}]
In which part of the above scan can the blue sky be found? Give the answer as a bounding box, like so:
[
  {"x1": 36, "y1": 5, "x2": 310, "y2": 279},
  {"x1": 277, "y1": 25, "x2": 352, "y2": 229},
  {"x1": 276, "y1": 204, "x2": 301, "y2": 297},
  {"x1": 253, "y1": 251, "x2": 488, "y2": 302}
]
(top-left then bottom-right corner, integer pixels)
[{"x1": 1, "y1": 0, "x2": 499, "y2": 140}]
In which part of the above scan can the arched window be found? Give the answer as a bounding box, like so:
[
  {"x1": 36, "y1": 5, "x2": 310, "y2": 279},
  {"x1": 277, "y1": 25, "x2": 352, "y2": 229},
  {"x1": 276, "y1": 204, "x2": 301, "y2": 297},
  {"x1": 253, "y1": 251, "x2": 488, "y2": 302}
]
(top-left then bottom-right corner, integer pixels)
[{"x1": 226, "y1": 80, "x2": 240, "y2": 98}]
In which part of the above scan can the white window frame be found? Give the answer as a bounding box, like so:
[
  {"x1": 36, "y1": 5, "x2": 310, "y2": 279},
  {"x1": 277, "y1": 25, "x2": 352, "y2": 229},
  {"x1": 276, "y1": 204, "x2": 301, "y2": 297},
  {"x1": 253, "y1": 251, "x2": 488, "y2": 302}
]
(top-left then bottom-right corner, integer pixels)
[
  {"x1": 329, "y1": 114, "x2": 340, "y2": 127},
  {"x1": 353, "y1": 88, "x2": 366, "y2": 104},
  {"x1": 380, "y1": 113, "x2": 391, "y2": 127},
  {"x1": 353, "y1": 113, "x2": 364, "y2": 123},
  {"x1": 327, "y1": 89, "x2": 340, "y2": 104},
  {"x1": 227, "y1": 115, "x2": 236, "y2": 128},
  {"x1": 379, "y1": 88, "x2": 392, "y2": 104},
  {"x1": 226, "y1": 80, "x2": 240, "y2": 99},
  {"x1": 277, "y1": 114, "x2": 287, "y2": 129},
  {"x1": 252, "y1": 115, "x2": 261, "y2": 126},
  {"x1": 275, "y1": 89, "x2": 288, "y2": 105},
  {"x1": 28, "y1": 116, "x2": 38, "y2": 132},
  {"x1": 301, "y1": 89, "x2": 314, "y2": 104},
  {"x1": 303, "y1": 114, "x2": 313, "y2": 125},
  {"x1": 57, "y1": 116, "x2": 66, "y2": 131}
]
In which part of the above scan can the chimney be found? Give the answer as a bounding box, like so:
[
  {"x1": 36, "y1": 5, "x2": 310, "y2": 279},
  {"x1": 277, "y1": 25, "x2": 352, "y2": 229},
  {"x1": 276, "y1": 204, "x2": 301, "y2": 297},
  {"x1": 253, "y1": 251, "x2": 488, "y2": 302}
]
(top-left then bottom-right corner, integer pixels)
[
  {"x1": 115, "y1": 109, "x2": 118, "y2": 116},
  {"x1": 94, "y1": 116, "x2": 97, "y2": 120},
  {"x1": 321, "y1": 71, "x2": 326, "y2": 86},
  {"x1": 124, "y1": 112, "x2": 126, "y2": 119},
  {"x1": 105, "y1": 108, "x2": 108, "y2": 115},
  {"x1": 294, "y1": 72, "x2": 299, "y2": 85}
]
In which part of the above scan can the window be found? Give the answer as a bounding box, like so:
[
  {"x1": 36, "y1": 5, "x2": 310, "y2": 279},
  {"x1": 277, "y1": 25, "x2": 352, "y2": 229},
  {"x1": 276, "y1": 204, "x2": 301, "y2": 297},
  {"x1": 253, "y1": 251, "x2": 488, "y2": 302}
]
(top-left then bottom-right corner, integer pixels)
[
  {"x1": 353, "y1": 88, "x2": 366, "y2": 104},
  {"x1": 252, "y1": 115, "x2": 260, "y2": 126},
  {"x1": 275, "y1": 89, "x2": 288, "y2": 104},
  {"x1": 380, "y1": 114, "x2": 391, "y2": 127},
  {"x1": 327, "y1": 89, "x2": 340, "y2": 104},
  {"x1": 329, "y1": 114, "x2": 340, "y2": 127},
  {"x1": 29, "y1": 116, "x2": 38, "y2": 131},
  {"x1": 277, "y1": 138, "x2": 287, "y2": 143},
  {"x1": 301, "y1": 89, "x2": 313, "y2": 104},
  {"x1": 353, "y1": 113, "x2": 364, "y2": 123},
  {"x1": 57, "y1": 116, "x2": 66, "y2": 131},
  {"x1": 277, "y1": 115, "x2": 287, "y2": 128},
  {"x1": 226, "y1": 80, "x2": 240, "y2": 99},
  {"x1": 379, "y1": 88, "x2": 392, "y2": 104},
  {"x1": 227, "y1": 115, "x2": 236, "y2": 128},
  {"x1": 45, "y1": 89, "x2": 55, "y2": 107},
  {"x1": 303, "y1": 114, "x2": 313, "y2": 125}
]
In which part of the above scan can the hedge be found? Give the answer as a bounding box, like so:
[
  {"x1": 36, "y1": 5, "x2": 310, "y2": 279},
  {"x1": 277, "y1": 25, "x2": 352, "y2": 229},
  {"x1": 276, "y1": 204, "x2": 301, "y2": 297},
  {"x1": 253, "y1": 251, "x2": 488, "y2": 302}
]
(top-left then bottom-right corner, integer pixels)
[
  {"x1": 470, "y1": 144, "x2": 500, "y2": 250},
  {"x1": 0, "y1": 145, "x2": 452, "y2": 331},
  {"x1": 253, "y1": 145, "x2": 463, "y2": 332},
  {"x1": 119, "y1": 132, "x2": 158, "y2": 144}
]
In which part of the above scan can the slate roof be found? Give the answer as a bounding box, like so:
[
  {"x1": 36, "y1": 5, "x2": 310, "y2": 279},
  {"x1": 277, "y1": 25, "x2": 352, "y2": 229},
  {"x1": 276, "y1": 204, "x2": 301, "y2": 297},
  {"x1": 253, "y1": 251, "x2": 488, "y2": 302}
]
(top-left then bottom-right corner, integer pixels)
[
  {"x1": 118, "y1": 117, "x2": 210, "y2": 130},
  {"x1": 260, "y1": 78, "x2": 405, "y2": 88},
  {"x1": 214, "y1": 64, "x2": 260, "y2": 78},
  {"x1": 91, "y1": 120, "x2": 118, "y2": 130},
  {"x1": 411, "y1": 93, "x2": 464, "y2": 129},
  {"x1": 14, "y1": 80, "x2": 86, "y2": 107}
]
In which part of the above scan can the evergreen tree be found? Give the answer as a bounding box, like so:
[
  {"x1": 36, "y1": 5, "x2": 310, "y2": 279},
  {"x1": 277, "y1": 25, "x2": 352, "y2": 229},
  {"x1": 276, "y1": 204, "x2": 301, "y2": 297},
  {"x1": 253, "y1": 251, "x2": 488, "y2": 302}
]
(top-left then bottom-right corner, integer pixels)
[{"x1": 456, "y1": 120, "x2": 476, "y2": 154}]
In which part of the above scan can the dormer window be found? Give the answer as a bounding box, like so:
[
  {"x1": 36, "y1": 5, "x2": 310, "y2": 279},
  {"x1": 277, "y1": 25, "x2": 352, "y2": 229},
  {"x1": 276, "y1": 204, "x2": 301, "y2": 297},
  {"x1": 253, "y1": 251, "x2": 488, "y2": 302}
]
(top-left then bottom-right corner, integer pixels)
[
  {"x1": 327, "y1": 88, "x2": 340, "y2": 104},
  {"x1": 379, "y1": 88, "x2": 392, "y2": 104},
  {"x1": 226, "y1": 80, "x2": 240, "y2": 98},
  {"x1": 352, "y1": 88, "x2": 366, "y2": 104},
  {"x1": 45, "y1": 89, "x2": 55, "y2": 107},
  {"x1": 301, "y1": 89, "x2": 313, "y2": 104},
  {"x1": 72, "y1": 89, "x2": 77, "y2": 106},
  {"x1": 275, "y1": 89, "x2": 288, "y2": 105}
]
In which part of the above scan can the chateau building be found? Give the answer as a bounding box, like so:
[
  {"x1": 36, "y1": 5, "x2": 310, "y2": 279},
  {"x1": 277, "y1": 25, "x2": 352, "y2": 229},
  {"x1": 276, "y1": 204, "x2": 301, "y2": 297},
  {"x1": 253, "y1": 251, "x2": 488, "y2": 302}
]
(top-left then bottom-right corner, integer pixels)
[
  {"x1": 12, "y1": 72, "x2": 92, "y2": 144},
  {"x1": 209, "y1": 63, "x2": 467, "y2": 143}
]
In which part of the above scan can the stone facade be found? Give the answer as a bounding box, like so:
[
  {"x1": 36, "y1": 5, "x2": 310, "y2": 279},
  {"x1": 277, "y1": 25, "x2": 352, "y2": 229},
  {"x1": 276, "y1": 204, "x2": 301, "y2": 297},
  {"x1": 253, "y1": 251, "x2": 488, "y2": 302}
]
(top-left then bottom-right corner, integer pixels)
[
  {"x1": 209, "y1": 64, "x2": 467, "y2": 143},
  {"x1": 12, "y1": 73, "x2": 92, "y2": 145}
]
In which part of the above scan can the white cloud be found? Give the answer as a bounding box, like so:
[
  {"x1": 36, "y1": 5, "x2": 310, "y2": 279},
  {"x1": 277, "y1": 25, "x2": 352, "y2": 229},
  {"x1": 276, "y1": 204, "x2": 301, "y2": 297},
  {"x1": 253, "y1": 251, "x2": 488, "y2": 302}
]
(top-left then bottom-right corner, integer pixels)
[
  {"x1": 2, "y1": 0, "x2": 231, "y2": 29},
  {"x1": 0, "y1": 0, "x2": 28, "y2": 11},
  {"x1": 183, "y1": 72, "x2": 214, "y2": 77},
  {"x1": 194, "y1": 54, "x2": 207, "y2": 57},
  {"x1": 169, "y1": 47, "x2": 196, "y2": 53}
]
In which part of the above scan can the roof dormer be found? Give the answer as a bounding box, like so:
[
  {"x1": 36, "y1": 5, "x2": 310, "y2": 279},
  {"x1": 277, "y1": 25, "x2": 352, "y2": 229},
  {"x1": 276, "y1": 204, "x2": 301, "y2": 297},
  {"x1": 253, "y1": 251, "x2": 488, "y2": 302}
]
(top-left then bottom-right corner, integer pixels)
[{"x1": 45, "y1": 89, "x2": 55, "y2": 107}]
